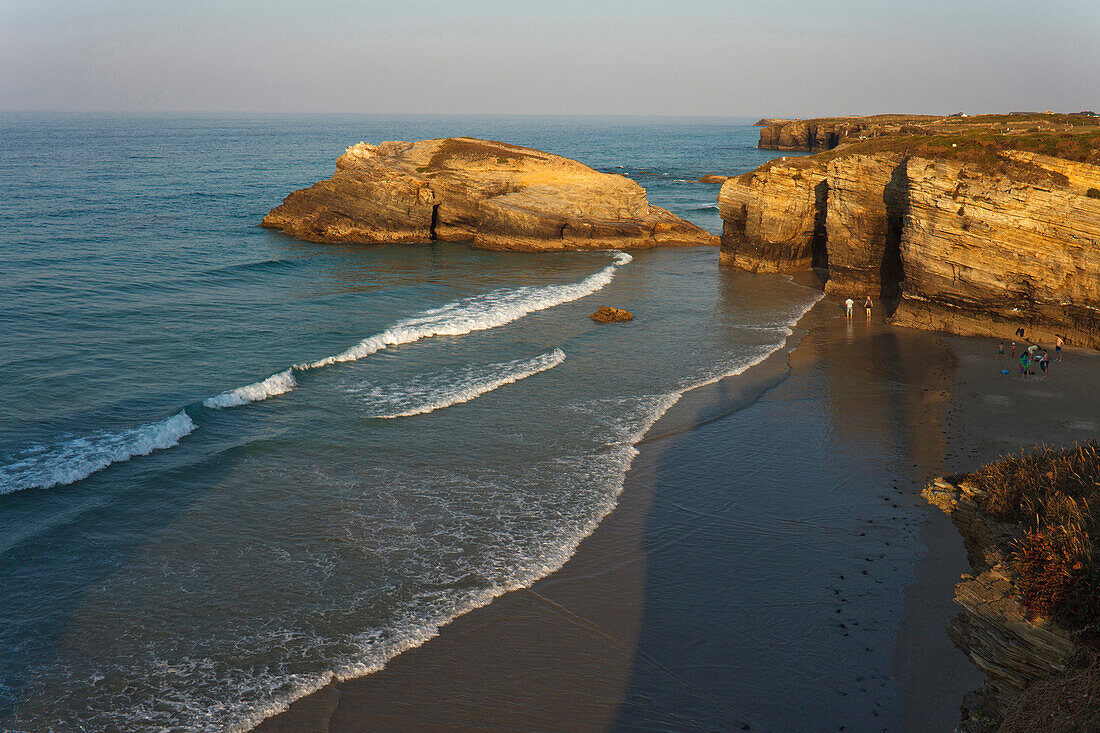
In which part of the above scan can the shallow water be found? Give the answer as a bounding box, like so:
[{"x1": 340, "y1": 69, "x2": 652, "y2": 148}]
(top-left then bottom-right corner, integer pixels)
[{"x1": 0, "y1": 114, "x2": 816, "y2": 731}]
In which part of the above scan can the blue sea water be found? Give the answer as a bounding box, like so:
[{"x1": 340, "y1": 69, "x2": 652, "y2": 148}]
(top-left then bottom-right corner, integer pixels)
[{"x1": 0, "y1": 114, "x2": 816, "y2": 732}]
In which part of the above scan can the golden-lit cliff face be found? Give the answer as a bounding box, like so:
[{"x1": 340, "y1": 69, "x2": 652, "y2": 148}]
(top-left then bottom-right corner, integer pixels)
[
  {"x1": 719, "y1": 148, "x2": 1100, "y2": 348},
  {"x1": 262, "y1": 138, "x2": 716, "y2": 252}
]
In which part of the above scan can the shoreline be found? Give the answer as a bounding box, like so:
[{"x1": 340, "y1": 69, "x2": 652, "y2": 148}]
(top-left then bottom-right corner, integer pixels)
[
  {"x1": 252, "y1": 286, "x2": 821, "y2": 732},
  {"x1": 255, "y1": 295, "x2": 1097, "y2": 732}
]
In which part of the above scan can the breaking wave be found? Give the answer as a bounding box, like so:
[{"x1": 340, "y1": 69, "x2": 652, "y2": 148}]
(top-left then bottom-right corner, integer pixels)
[
  {"x1": 355, "y1": 349, "x2": 566, "y2": 418},
  {"x1": 0, "y1": 411, "x2": 196, "y2": 495},
  {"x1": 204, "y1": 369, "x2": 297, "y2": 409},
  {"x1": 302, "y1": 252, "x2": 630, "y2": 370}
]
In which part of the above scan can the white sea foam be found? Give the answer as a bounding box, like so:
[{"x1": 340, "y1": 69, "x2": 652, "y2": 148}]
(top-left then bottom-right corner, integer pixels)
[
  {"x1": 356, "y1": 349, "x2": 566, "y2": 418},
  {"x1": 204, "y1": 369, "x2": 297, "y2": 409},
  {"x1": 234, "y1": 293, "x2": 827, "y2": 733},
  {"x1": 196, "y1": 251, "x2": 630, "y2": 411},
  {"x1": 0, "y1": 411, "x2": 196, "y2": 495},
  {"x1": 6, "y1": 275, "x2": 824, "y2": 733},
  {"x1": 301, "y1": 252, "x2": 631, "y2": 370}
]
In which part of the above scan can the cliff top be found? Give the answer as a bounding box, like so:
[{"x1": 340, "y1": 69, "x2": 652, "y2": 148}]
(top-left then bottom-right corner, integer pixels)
[
  {"x1": 751, "y1": 128, "x2": 1100, "y2": 185},
  {"x1": 767, "y1": 112, "x2": 1100, "y2": 132}
]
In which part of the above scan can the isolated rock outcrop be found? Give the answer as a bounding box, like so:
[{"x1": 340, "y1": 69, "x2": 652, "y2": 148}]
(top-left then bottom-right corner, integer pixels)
[
  {"x1": 718, "y1": 145, "x2": 1100, "y2": 347},
  {"x1": 589, "y1": 306, "x2": 633, "y2": 323},
  {"x1": 262, "y1": 138, "x2": 716, "y2": 252}
]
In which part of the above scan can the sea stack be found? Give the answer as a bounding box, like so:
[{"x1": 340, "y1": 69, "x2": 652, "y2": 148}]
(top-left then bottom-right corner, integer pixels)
[{"x1": 262, "y1": 137, "x2": 717, "y2": 252}]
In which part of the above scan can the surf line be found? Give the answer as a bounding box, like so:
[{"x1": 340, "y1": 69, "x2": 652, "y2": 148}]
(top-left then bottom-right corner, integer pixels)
[
  {"x1": 359, "y1": 348, "x2": 566, "y2": 419},
  {"x1": 203, "y1": 250, "x2": 632, "y2": 410}
]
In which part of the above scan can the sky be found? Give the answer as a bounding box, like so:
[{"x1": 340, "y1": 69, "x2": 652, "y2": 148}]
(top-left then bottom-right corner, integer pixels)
[{"x1": 1, "y1": 0, "x2": 1098, "y2": 117}]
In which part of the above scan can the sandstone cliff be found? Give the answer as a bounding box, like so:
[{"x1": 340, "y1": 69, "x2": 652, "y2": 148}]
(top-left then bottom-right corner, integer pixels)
[
  {"x1": 891, "y1": 153, "x2": 1100, "y2": 347},
  {"x1": 262, "y1": 138, "x2": 716, "y2": 252},
  {"x1": 718, "y1": 139, "x2": 1100, "y2": 348},
  {"x1": 757, "y1": 115, "x2": 939, "y2": 151}
]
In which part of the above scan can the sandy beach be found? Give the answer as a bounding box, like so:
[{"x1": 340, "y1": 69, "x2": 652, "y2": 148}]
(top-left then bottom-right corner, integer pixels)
[{"x1": 257, "y1": 299, "x2": 1098, "y2": 733}]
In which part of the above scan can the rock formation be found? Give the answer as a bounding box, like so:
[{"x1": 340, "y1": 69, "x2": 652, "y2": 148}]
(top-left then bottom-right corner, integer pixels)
[
  {"x1": 697, "y1": 174, "x2": 728, "y2": 184},
  {"x1": 262, "y1": 138, "x2": 716, "y2": 252},
  {"x1": 923, "y1": 477, "x2": 1078, "y2": 731},
  {"x1": 718, "y1": 140, "x2": 1100, "y2": 348},
  {"x1": 753, "y1": 118, "x2": 794, "y2": 127},
  {"x1": 589, "y1": 306, "x2": 633, "y2": 323}
]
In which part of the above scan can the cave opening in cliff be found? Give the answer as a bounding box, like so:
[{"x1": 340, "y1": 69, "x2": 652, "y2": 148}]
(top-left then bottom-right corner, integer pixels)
[
  {"x1": 880, "y1": 161, "x2": 909, "y2": 313},
  {"x1": 429, "y1": 204, "x2": 440, "y2": 241}
]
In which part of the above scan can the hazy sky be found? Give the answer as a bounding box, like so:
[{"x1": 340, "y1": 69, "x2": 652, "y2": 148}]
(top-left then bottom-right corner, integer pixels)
[{"x1": 2, "y1": 0, "x2": 1097, "y2": 116}]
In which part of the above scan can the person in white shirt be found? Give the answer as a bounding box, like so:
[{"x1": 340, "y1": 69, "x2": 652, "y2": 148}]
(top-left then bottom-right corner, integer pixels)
[{"x1": 845, "y1": 298, "x2": 854, "y2": 319}]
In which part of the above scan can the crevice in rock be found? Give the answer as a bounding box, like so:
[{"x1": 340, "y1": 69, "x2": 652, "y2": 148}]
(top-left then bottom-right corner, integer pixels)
[
  {"x1": 881, "y1": 159, "x2": 909, "y2": 313},
  {"x1": 429, "y1": 204, "x2": 440, "y2": 241},
  {"x1": 811, "y1": 179, "x2": 830, "y2": 278}
]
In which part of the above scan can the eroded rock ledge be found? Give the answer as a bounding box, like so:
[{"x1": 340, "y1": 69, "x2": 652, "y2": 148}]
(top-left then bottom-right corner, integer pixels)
[
  {"x1": 718, "y1": 144, "x2": 1100, "y2": 348},
  {"x1": 923, "y1": 477, "x2": 1077, "y2": 732},
  {"x1": 262, "y1": 138, "x2": 717, "y2": 252}
]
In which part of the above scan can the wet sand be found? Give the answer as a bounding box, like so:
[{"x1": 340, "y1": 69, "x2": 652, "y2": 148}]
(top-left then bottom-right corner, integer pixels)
[{"x1": 257, "y1": 304, "x2": 1098, "y2": 732}]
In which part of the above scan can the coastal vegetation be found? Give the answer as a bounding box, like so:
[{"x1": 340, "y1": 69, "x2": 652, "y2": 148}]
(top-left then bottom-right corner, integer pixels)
[
  {"x1": 970, "y1": 442, "x2": 1100, "y2": 635},
  {"x1": 956, "y1": 444, "x2": 1100, "y2": 732},
  {"x1": 755, "y1": 129, "x2": 1100, "y2": 183}
]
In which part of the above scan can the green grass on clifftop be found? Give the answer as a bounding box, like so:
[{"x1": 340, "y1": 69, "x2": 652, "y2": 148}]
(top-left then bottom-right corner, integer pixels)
[{"x1": 752, "y1": 128, "x2": 1100, "y2": 184}]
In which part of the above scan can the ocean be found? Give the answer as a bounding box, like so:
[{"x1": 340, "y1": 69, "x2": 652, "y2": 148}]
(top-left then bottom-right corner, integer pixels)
[{"x1": 0, "y1": 114, "x2": 817, "y2": 732}]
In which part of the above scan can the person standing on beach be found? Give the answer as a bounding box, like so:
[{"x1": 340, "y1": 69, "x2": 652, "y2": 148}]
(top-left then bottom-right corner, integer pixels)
[
  {"x1": 845, "y1": 298, "x2": 854, "y2": 320},
  {"x1": 1011, "y1": 341, "x2": 1016, "y2": 357},
  {"x1": 1056, "y1": 336, "x2": 1064, "y2": 361},
  {"x1": 1040, "y1": 350, "x2": 1050, "y2": 377},
  {"x1": 1020, "y1": 352, "x2": 1029, "y2": 378},
  {"x1": 864, "y1": 296, "x2": 873, "y2": 320},
  {"x1": 997, "y1": 342, "x2": 1005, "y2": 359}
]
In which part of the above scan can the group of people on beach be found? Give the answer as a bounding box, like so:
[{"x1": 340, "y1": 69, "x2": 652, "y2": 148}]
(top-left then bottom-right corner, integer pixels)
[
  {"x1": 997, "y1": 328, "x2": 1063, "y2": 378},
  {"x1": 839, "y1": 299, "x2": 1065, "y2": 381}
]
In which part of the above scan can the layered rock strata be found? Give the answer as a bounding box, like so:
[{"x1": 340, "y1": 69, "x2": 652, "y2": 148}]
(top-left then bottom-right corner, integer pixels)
[
  {"x1": 757, "y1": 115, "x2": 941, "y2": 151},
  {"x1": 923, "y1": 477, "x2": 1077, "y2": 731},
  {"x1": 263, "y1": 138, "x2": 716, "y2": 252},
  {"x1": 718, "y1": 150, "x2": 1100, "y2": 347},
  {"x1": 891, "y1": 153, "x2": 1100, "y2": 347}
]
